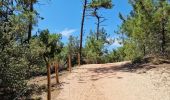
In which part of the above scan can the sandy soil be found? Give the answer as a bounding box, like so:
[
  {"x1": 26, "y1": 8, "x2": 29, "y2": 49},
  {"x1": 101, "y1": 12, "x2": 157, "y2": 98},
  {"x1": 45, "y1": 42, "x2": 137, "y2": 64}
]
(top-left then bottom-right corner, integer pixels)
[{"x1": 30, "y1": 61, "x2": 170, "y2": 100}]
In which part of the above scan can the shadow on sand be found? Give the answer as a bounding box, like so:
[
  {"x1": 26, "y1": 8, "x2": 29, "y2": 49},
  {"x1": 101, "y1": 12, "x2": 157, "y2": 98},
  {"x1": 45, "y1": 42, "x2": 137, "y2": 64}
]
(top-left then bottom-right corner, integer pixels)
[{"x1": 87, "y1": 61, "x2": 170, "y2": 77}]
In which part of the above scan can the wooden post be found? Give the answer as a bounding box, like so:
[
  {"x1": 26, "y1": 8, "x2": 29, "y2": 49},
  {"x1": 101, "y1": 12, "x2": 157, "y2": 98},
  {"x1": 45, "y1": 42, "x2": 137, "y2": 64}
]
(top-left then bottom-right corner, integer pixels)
[
  {"x1": 47, "y1": 62, "x2": 51, "y2": 100},
  {"x1": 78, "y1": 53, "x2": 80, "y2": 67},
  {"x1": 67, "y1": 55, "x2": 69, "y2": 70},
  {"x1": 55, "y1": 61, "x2": 59, "y2": 84},
  {"x1": 68, "y1": 54, "x2": 72, "y2": 72}
]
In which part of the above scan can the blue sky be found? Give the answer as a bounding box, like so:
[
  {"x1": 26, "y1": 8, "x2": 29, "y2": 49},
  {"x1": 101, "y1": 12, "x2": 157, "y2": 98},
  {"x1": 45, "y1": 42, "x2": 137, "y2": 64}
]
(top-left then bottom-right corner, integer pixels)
[{"x1": 34, "y1": 0, "x2": 132, "y2": 49}]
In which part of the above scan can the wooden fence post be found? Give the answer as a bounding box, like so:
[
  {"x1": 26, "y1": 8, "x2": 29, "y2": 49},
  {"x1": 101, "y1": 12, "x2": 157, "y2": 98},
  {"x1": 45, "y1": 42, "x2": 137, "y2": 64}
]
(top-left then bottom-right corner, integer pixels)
[
  {"x1": 55, "y1": 61, "x2": 59, "y2": 84},
  {"x1": 68, "y1": 54, "x2": 72, "y2": 72},
  {"x1": 78, "y1": 53, "x2": 80, "y2": 67},
  {"x1": 47, "y1": 62, "x2": 51, "y2": 100}
]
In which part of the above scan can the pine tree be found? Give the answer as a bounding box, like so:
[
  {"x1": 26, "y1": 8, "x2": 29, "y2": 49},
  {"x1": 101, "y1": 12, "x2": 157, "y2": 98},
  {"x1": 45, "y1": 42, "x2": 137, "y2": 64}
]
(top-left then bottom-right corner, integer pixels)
[
  {"x1": 118, "y1": 0, "x2": 170, "y2": 60},
  {"x1": 79, "y1": 0, "x2": 88, "y2": 66},
  {"x1": 88, "y1": 0, "x2": 113, "y2": 40}
]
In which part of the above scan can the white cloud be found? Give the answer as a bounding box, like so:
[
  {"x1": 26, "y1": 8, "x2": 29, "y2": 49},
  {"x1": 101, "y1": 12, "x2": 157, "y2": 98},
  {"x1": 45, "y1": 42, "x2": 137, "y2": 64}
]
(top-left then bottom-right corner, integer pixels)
[
  {"x1": 106, "y1": 37, "x2": 113, "y2": 42},
  {"x1": 60, "y1": 28, "x2": 76, "y2": 37},
  {"x1": 111, "y1": 39, "x2": 122, "y2": 48}
]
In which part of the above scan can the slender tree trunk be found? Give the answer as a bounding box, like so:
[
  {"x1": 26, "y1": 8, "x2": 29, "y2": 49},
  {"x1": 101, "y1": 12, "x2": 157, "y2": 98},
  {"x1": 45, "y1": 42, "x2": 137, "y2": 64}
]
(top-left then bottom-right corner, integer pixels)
[
  {"x1": 79, "y1": 0, "x2": 87, "y2": 66},
  {"x1": 5, "y1": 0, "x2": 8, "y2": 20},
  {"x1": 27, "y1": 0, "x2": 33, "y2": 43},
  {"x1": 161, "y1": 18, "x2": 166, "y2": 54},
  {"x1": 143, "y1": 44, "x2": 146, "y2": 56},
  {"x1": 96, "y1": 16, "x2": 100, "y2": 40},
  {"x1": 160, "y1": 2, "x2": 166, "y2": 55},
  {"x1": 55, "y1": 61, "x2": 59, "y2": 84},
  {"x1": 47, "y1": 62, "x2": 51, "y2": 100}
]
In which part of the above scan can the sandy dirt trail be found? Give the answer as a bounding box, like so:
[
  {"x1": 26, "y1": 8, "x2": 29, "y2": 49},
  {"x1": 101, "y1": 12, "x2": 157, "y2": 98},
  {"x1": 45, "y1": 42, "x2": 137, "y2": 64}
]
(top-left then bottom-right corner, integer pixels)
[{"x1": 54, "y1": 61, "x2": 170, "y2": 100}]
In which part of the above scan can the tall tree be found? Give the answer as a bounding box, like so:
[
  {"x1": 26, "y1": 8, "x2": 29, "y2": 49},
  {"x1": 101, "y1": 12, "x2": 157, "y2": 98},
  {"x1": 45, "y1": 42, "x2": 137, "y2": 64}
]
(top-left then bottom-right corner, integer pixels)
[
  {"x1": 0, "y1": 0, "x2": 35, "y2": 99},
  {"x1": 27, "y1": 0, "x2": 34, "y2": 43},
  {"x1": 156, "y1": 0, "x2": 170, "y2": 54},
  {"x1": 18, "y1": 0, "x2": 38, "y2": 43},
  {"x1": 79, "y1": 0, "x2": 87, "y2": 66},
  {"x1": 89, "y1": 0, "x2": 113, "y2": 40}
]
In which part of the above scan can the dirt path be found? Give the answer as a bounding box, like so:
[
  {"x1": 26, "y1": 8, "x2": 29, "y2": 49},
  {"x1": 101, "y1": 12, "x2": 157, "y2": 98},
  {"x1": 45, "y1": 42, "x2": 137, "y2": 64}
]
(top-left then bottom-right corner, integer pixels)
[
  {"x1": 54, "y1": 61, "x2": 170, "y2": 100},
  {"x1": 29, "y1": 61, "x2": 170, "y2": 100}
]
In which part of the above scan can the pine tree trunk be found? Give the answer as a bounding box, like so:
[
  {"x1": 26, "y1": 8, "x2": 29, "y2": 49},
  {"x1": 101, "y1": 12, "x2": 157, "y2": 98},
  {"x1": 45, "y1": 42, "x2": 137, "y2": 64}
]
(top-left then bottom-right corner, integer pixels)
[
  {"x1": 27, "y1": 0, "x2": 33, "y2": 43},
  {"x1": 96, "y1": 16, "x2": 100, "y2": 40},
  {"x1": 143, "y1": 44, "x2": 146, "y2": 56},
  {"x1": 160, "y1": 2, "x2": 166, "y2": 55},
  {"x1": 161, "y1": 18, "x2": 166, "y2": 54},
  {"x1": 79, "y1": 0, "x2": 87, "y2": 66}
]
